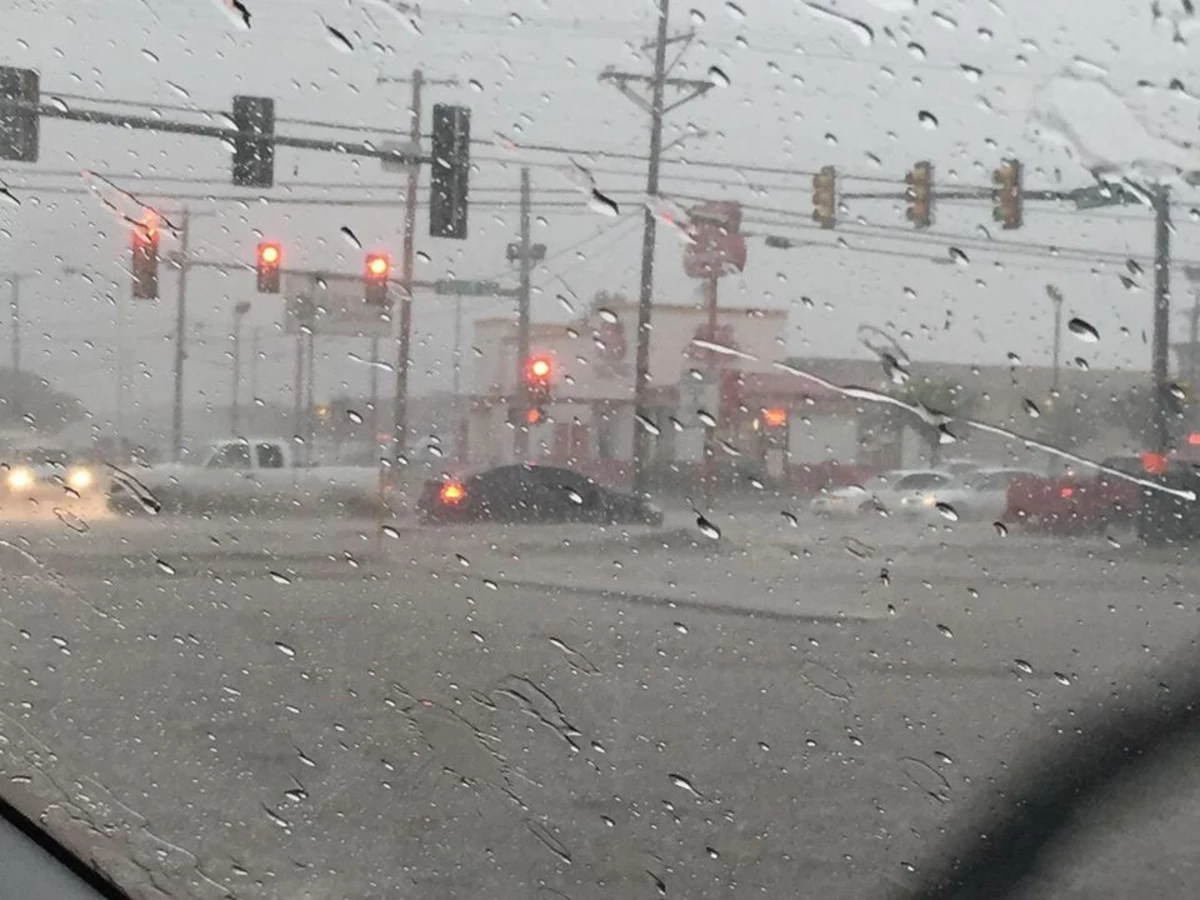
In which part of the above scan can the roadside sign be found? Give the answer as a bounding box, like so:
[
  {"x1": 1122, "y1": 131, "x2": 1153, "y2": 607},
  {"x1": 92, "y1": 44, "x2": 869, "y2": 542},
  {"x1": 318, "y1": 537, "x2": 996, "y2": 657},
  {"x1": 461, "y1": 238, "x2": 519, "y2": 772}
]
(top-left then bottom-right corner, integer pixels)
[
  {"x1": 380, "y1": 140, "x2": 420, "y2": 174},
  {"x1": 282, "y1": 272, "x2": 393, "y2": 338},
  {"x1": 434, "y1": 279, "x2": 505, "y2": 296},
  {"x1": 1071, "y1": 183, "x2": 1140, "y2": 210}
]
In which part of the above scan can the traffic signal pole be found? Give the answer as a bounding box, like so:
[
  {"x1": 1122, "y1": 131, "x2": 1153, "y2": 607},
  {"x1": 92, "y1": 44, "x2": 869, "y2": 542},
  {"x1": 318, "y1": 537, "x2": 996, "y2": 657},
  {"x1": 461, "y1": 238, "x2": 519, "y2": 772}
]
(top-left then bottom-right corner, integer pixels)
[
  {"x1": 377, "y1": 67, "x2": 458, "y2": 465},
  {"x1": 394, "y1": 68, "x2": 422, "y2": 464},
  {"x1": 1152, "y1": 185, "x2": 1172, "y2": 454},
  {"x1": 515, "y1": 166, "x2": 533, "y2": 459},
  {"x1": 601, "y1": 0, "x2": 712, "y2": 493},
  {"x1": 170, "y1": 207, "x2": 190, "y2": 462}
]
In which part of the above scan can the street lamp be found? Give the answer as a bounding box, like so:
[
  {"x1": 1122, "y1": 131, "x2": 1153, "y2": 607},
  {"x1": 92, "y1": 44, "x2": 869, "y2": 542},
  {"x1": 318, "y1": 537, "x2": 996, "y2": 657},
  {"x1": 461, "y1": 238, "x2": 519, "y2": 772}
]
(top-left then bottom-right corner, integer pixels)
[
  {"x1": 230, "y1": 301, "x2": 251, "y2": 434},
  {"x1": 1046, "y1": 284, "x2": 1064, "y2": 392}
]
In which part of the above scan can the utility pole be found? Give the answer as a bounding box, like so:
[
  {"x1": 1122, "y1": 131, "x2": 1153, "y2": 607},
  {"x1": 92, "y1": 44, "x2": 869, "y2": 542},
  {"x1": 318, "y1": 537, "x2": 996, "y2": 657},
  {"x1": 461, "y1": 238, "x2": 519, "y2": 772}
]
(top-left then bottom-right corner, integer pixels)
[
  {"x1": 600, "y1": 0, "x2": 712, "y2": 493},
  {"x1": 368, "y1": 335, "x2": 380, "y2": 446},
  {"x1": 3, "y1": 273, "x2": 23, "y2": 420},
  {"x1": 377, "y1": 67, "x2": 459, "y2": 464},
  {"x1": 515, "y1": 166, "x2": 533, "y2": 458},
  {"x1": 452, "y1": 292, "x2": 466, "y2": 464},
  {"x1": 171, "y1": 207, "x2": 190, "y2": 462},
  {"x1": 249, "y1": 326, "x2": 259, "y2": 433},
  {"x1": 1152, "y1": 185, "x2": 1172, "y2": 454},
  {"x1": 1046, "y1": 284, "x2": 1064, "y2": 393},
  {"x1": 230, "y1": 300, "x2": 249, "y2": 434}
]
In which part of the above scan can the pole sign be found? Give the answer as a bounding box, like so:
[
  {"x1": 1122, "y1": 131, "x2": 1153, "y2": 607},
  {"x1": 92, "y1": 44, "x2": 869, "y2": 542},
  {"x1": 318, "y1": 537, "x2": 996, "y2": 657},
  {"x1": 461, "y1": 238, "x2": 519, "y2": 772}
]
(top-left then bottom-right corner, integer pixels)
[{"x1": 282, "y1": 272, "x2": 393, "y2": 338}]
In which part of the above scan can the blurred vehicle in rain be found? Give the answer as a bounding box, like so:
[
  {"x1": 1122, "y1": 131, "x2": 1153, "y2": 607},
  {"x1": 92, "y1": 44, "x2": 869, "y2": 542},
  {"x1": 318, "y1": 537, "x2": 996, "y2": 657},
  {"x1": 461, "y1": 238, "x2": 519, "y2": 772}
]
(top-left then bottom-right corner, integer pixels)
[
  {"x1": 1004, "y1": 456, "x2": 1144, "y2": 534},
  {"x1": 0, "y1": 443, "x2": 102, "y2": 507},
  {"x1": 918, "y1": 467, "x2": 1043, "y2": 522},
  {"x1": 809, "y1": 468, "x2": 953, "y2": 518},
  {"x1": 418, "y1": 463, "x2": 663, "y2": 526},
  {"x1": 108, "y1": 436, "x2": 384, "y2": 517}
]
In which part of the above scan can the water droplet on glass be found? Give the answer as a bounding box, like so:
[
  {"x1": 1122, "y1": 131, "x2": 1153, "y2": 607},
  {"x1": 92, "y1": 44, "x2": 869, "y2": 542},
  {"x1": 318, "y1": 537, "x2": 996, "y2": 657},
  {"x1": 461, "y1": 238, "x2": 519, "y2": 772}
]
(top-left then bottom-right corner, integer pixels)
[
  {"x1": 707, "y1": 65, "x2": 731, "y2": 87},
  {"x1": 1054, "y1": 672, "x2": 1071, "y2": 686},
  {"x1": 382, "y1": 525, "x2": 401, "y2": 539},
  {"x1": 588, "y1": 189, "x2": 620, "y2": 217},
  {"x1": 340, "y1": 226, "x2": 361, "y2": 249},
  {"x1": 455, "y1": 553, "x2": 470, "y2": 568},
  {"x1": 468, "y1": 78, "x2": 483, "y2": 92},
  {"x1": 346, "y1": 409, "x2": 364, "y2": 424},
  {"x1": 635, "y1": 414, "x2": 661, "y2": 436},
  {"x1": 262, "y1": 804, "x2": 291, "y2": 829},
  {"x1": 948, "y1": 247, "x2": 969, "y2": 265},
  {"x1": 696, "y1": 514, "x2": 721, "y2": 540},
  {"x1": 1014, "y1": 659, "x2": 1034, "y2": 675},
  {"x1": 936, "y1": 623, "x2": 953, "y2": 638},
  {"x1": 155, "y1": 558, "x2": 176, "y2": 576},
  {"x1": 51, "y1": 635, "x2": 70, "y2": 654},
  {"x1": 935, "y1": 502, "x2": 958, "y2": 522},
  {"x1": 993, "y1": 521, "x2": 1009, "y2": 537},
  {"x1": 1068, "y1": 317, "x2": 1100, "y2": 342},
  {"x1": 324, "y1": 22, "x2": 354, "y2": 52},
  {"x1": 275, "y1": 641, "x2": 297, "y2": 658},
  {"x1": 597, "y1": 307, "x2": 619, "y2": 324},
  {"x1": 566, "y1": 489, "x2": 583, "y2": 505},
  {"x1": 918, "y1": 110, "x2": 939, "y2": 129},
  {"x1": 673, "y1": 621, "x2": 689, "y2": 635},
  {"x1": 781, "y1": 510, "x2": 799, "y2": 527},
  {"x1": 669, "y1": 773, "x2": 702, "y2": 796},
  {"x1": 1022, "y1": 398, "x2": 1041, "y2": 418},
  {"x1": 296, "y1": 747, "x2": 316, "y2": 767},
  {"x1": 697, "y1": 410, "x2": 717, "y2": 427},
  {"x1": 269, "y1": 570, "x2": 292, "y2": 585}
]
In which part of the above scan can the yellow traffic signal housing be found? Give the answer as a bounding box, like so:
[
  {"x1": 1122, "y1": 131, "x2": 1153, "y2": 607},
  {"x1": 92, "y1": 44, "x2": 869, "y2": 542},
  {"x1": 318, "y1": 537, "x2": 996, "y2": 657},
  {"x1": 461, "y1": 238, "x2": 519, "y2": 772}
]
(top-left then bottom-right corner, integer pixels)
[
  {"x1": 992, "y1": 158, "x2": 1023, "y2": 229},
  {"x1": 905, "y1": 161, "x2": 933, "y2": 229},
  {"x1": 811, "y1": 165, "x2": 836, "y2": 229}
]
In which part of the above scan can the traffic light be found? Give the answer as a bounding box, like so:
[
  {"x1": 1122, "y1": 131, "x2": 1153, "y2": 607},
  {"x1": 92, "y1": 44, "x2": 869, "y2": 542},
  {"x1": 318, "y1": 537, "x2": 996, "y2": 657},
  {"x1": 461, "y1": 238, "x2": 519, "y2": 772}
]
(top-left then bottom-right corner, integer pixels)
[
  {"x1": 364, "y1": 252, "x2": 391, "y2": 307},
  {"x1": 761, "y1": 407, "x2": 788, "y2": 429},
  {"x1": 130, "y1": 216, "x2": 160, "y2": 300},
  {"x1": 255, "y1": 241, "x2": 282, "y2": 293},
  {"x1": 522, "y1": 353, "x2": 553, "y2": 424},
  {"x1": 231, "y1": 95, "x2": 275, "y2": 188},
  {"x1": 429, "y1": 103, "x2": 471, "y2": 239},
  {"x1": 812, "y1": 165, "x2": 836, "y2": 229},
  {"x1": 0, "y1": 66, "x2": 39, "y2": 162},
  {"x1": 905, "y1": 160, "x2": 934, "y2": 229},
  {"x1": 992, "y1": 158, "x2": 1023, "y2": 229}
]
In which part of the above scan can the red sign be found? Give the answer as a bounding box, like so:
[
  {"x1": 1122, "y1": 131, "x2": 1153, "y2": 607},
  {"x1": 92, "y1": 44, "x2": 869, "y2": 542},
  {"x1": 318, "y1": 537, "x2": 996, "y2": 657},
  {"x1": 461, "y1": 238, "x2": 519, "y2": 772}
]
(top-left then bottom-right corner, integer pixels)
[{"x1": 683, "y1": 200, "x2": 747, "y2": 280}]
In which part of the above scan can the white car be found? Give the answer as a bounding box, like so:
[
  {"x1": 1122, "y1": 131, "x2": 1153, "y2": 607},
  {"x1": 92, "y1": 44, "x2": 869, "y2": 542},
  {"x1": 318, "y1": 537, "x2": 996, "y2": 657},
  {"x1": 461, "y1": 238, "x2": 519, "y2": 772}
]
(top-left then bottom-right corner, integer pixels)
[
  {"x1": 916, "y1": 467, "x2": 1042, "y2": 522},
  {"x1": 810, "y1": 469, "x2": 955, "y2": 518}
]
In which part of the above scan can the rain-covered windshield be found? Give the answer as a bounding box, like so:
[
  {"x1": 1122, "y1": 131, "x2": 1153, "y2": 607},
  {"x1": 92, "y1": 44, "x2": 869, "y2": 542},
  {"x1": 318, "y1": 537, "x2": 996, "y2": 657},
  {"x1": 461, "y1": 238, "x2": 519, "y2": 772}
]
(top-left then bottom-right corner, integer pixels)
[{"x1": 7, "y1": 3, "x2": 1200, "y2": 900}]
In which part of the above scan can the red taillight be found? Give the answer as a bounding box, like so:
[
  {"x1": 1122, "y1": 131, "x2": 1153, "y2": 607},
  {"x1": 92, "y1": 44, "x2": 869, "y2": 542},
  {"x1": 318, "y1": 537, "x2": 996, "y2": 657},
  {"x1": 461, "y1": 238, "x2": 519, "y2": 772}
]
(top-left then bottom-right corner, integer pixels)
[
  {"x1": 1141, "y1": 451, "x2": 1169, "y2": 475},
  {"x1": 1060, "y1": 486, "x2": 1075, "y2": 498},
  {"x1": 440, "y1": 481, "x2": 466, "y2": 505}
]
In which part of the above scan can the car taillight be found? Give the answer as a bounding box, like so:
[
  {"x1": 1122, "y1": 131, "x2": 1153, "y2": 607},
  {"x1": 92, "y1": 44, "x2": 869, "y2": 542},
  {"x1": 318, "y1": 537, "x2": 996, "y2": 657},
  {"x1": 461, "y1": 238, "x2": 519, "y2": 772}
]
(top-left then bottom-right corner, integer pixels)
[
  {"x1": 440, "y1": 481, "x2": 466, "y2": 505},
  {"x1": 1060, "y1": 486, "x2": 1075, "y2": 498}
]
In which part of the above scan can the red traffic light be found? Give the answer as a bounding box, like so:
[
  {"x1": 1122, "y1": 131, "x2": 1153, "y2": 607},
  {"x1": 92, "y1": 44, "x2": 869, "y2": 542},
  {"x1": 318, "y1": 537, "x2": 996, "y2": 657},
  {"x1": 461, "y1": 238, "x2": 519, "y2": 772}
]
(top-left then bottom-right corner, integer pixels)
[
  {"x1": 258, "y1": 242, "x2": 281, "y2": 266},
  {"x1": 366, "y1": 253, "x2": 391, "y2": 279},
  {"x1": 526, "y1": 354, "x2": 553, "y2": 383},
  {"x1": 364, "y1": 252, "x2": 391, "y2": 308},
  {"x1": 255, "y1": 241, "x2": 282, "y2": 294},
  {"x1": 525, "y1": 407, "x2": 544, "y2": 425},
  {"x1": 761, "y1": 407, "x2": 787, "y2": 429}
]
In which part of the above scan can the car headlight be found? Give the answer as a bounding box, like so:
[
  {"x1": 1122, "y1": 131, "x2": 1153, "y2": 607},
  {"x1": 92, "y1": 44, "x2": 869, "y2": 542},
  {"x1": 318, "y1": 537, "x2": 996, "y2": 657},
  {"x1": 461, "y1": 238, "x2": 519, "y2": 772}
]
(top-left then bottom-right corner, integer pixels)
[
  {"x1": 67, "y1": 467, "x2": 93, "y2": 490},
  {"x1": 7, "y1": 467, "x2": 34, "y2": 490},
  {"x1": 922, "y1": 494, "x2": 938, "y2": 506}
]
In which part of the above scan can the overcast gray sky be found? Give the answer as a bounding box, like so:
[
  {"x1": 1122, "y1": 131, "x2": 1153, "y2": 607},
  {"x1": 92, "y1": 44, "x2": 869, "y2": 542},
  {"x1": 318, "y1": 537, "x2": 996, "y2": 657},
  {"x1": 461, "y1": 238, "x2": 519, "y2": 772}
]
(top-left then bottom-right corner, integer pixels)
[{"x1": 3, "y1": 0, "x2": 1200, "y2": 429}]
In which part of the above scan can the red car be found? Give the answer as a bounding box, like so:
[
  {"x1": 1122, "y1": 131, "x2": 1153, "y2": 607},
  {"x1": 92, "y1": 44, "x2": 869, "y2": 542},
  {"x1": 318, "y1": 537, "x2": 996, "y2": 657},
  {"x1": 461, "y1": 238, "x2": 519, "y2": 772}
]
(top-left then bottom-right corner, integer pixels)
[{"x1": 1004, "y1": 457, "x2": 1143, "y2": 534}]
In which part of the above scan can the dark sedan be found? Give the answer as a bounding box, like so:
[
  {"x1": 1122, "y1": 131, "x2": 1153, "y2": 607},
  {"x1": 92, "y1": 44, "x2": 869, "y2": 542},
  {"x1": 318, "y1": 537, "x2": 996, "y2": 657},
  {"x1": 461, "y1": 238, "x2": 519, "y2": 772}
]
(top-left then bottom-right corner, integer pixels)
[{"x1": 417, "y1": 464, "x2": 663, "y2": 526}]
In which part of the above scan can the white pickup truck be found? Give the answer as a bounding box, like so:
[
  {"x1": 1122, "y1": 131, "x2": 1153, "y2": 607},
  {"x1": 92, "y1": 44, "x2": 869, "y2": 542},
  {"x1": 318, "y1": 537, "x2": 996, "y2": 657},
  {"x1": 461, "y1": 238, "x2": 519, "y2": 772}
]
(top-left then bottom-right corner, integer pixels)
[{"x1": 108, "y1": 437, "x2": 385, "y2": 517}]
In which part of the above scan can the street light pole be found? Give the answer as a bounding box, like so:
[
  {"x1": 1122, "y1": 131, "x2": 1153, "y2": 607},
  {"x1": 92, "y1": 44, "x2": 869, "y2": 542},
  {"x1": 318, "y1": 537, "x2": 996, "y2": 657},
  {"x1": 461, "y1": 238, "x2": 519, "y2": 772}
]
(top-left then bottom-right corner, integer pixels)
[
  {"x1": 1046, "y1": 284, "x2": 1064, "y2": 393},
  {"x1": 230, "y1": 301, "x2": 250, "y2": 434},
  {"x1": 1152, "y1": 186, "x2": 1172, "y2": 454}
]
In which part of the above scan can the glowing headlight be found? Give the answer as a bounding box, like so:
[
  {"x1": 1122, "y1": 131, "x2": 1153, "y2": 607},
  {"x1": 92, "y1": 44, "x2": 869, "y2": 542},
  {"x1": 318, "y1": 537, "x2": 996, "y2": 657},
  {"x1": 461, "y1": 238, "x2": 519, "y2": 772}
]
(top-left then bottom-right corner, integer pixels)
[
  {"x1": 922, "y1": 494, "x2": 938, "y2": 506},
  {"x1": 67, "y1": 467, "x2": 93, "y2": 490},
  {"x1": 7, "y1": 467, "x2": 34, "y2": 490}
]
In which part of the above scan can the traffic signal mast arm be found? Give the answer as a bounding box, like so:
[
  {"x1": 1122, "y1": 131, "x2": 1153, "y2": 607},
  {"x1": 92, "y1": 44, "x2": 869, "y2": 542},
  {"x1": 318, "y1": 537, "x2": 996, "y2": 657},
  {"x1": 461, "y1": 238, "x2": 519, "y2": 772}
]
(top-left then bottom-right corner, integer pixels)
[{"x1": 0, "y1": 94, "x2": 425, "y2": 166}]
